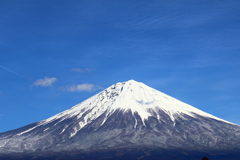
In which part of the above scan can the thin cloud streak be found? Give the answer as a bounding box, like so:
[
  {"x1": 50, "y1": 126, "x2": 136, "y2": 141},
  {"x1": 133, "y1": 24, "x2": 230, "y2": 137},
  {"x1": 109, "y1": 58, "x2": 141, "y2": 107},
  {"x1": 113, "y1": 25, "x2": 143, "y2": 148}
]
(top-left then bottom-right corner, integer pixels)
[
  {"x1": 59, "y1": 83, "x2": 102, "y2": 92},
  {"x1": 0, "y1": 65, "x2": 19, "y2": 75},
  {"x1": 72, "y1": 68, "x2": 92, "y2": 72}
]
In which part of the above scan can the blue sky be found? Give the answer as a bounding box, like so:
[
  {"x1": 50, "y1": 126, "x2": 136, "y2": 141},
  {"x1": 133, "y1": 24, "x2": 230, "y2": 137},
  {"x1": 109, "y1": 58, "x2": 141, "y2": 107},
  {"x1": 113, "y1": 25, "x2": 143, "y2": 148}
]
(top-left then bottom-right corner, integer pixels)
[{"x1": 0, "y1": 0, "x2": 239, "y2": 133}]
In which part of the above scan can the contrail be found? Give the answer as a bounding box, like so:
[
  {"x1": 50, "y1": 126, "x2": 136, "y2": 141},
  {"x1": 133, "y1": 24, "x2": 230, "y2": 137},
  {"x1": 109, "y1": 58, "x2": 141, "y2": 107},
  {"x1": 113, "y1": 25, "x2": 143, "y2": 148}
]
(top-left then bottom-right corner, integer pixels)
[{"x1": 0, "y1": 65, "x2": 19, "y2": 75}]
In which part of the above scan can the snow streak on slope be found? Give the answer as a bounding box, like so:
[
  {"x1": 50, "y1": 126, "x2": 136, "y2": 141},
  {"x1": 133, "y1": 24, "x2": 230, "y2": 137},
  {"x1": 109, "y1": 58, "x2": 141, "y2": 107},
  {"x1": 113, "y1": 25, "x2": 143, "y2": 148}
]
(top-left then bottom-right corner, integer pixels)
[{"x1": 16, "y1": 80, "x2": 235, "y2": 137}]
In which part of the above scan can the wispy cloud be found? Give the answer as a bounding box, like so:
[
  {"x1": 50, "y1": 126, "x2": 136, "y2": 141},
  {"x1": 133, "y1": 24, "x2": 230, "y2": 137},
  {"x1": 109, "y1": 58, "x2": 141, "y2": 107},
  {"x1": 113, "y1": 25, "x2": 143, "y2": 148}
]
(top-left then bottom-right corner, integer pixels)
[
  {"x1": 0, "y1": 65, "x2": 19, "y2": 75},
  {"x1": 59, "y1": 83, "x2": 102, "y2": 92},
  {"x1": 33, "y1": 77, "x2": 57, "y2": 87},
  {"x1": 72, "y1": 68, "x2": 92, "y2": 72}
]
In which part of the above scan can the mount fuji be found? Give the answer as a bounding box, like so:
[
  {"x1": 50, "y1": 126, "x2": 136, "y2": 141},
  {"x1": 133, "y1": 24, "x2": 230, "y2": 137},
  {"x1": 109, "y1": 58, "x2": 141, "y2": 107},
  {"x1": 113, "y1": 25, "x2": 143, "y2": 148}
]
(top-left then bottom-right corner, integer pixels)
[{"x1": 0, "y1": 80, "x2": 240, "y2": 160}]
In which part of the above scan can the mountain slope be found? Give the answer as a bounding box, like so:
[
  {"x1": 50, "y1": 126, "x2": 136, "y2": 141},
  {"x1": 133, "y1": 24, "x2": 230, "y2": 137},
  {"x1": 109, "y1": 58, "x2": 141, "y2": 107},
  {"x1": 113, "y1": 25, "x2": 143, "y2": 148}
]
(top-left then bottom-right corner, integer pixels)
[{"x1": 0, "y1": 80, "x2": 240, "y2": 159}]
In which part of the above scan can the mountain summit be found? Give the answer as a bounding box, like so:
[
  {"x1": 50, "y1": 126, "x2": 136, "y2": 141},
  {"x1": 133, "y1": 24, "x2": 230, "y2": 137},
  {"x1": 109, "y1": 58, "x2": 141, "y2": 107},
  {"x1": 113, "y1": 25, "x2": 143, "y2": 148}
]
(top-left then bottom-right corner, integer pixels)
[{"x1": 1, "y1": 80, "x2": 240, "y2": 159}]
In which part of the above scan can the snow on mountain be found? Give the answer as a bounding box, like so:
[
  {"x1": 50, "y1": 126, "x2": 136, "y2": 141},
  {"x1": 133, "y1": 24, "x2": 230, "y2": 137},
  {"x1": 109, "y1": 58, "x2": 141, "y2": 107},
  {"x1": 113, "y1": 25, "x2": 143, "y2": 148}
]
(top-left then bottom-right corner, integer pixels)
[
  {"x1": 0, "y1": 80, "x2": 240, "y2": 156},
  {"x1": 16, "y1": 79, "x2": 234, "y2": 137}
]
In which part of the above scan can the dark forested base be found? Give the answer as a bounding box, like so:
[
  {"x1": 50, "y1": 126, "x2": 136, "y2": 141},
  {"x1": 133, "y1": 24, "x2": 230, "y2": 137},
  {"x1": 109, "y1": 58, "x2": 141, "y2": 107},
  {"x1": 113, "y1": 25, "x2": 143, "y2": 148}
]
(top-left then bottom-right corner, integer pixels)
[{"x1": 1, "y1": 149, "x2": 240, "y2": 160}]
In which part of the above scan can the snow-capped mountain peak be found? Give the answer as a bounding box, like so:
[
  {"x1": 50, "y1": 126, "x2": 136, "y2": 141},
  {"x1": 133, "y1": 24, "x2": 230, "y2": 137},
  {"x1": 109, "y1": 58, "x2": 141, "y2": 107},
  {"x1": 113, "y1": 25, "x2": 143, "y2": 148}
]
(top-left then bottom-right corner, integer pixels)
[
  {"x1": 16, "y1": 80, "x2": 233, "y2": 137},
  {"x1": 106, "y1": 80, "x2": 232, "y2": 124},
  {"x1": 1, "y1": 80, "x2": 240, "y2": 158}
]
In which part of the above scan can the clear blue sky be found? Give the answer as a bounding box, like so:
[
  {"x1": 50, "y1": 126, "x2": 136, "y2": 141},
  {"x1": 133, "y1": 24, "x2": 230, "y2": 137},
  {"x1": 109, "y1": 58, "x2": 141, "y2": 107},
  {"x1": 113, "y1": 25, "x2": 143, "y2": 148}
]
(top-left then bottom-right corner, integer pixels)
[{"x1": 0, "y1": 0, "x2": 239, "y2": 133}]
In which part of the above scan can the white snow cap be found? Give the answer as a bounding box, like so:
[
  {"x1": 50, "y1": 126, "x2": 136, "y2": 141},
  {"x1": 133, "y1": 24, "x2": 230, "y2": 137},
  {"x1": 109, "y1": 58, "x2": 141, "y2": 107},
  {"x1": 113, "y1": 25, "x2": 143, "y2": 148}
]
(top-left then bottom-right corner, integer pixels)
[
  {"x1": 104, "y1": 79, "x2": 231, "y2": 123},
  {"x1": 17, "y1": 79, "x2": 236, "y2": 136},
  {"x1": 46, "y1": 79, "x2": 234, "y2": 125}
]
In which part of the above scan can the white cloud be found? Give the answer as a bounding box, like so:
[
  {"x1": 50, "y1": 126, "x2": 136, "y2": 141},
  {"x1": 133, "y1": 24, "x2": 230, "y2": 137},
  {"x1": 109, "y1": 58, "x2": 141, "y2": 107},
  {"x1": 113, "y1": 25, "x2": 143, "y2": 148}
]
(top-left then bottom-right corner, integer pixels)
[
  {"x1": 33, "y1": 77, "x2": 57, "y2": 87},
  {"x1": 72, "y1": 68, "x2": 82, "y2": 72},
  {"x1": 72, "y1": 68, "x2": 92, "y2": 72},
  {"x1": 60, "y1": 83, "x2": 102, "y2": 92}
]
